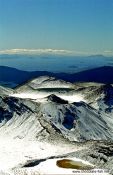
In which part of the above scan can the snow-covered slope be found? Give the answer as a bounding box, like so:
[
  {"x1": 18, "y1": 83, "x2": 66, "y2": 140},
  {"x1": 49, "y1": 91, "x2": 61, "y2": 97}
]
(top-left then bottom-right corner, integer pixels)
[
  {"x1": 0, "y1": 85, "x2": 13, "y2": 96},
  {"x1": 12, "y1": 77, "x2": 113, "y2": 114},
  {"x1": 0, "y1": 95, "x2": 63, "y2": 141},
  {"x1": 75, "y1": 83, "x2": 113, "y2": 115},
  {"x1": 40, "y1": 96, "x2": 113, "y2": 141},
  {"x1": 28, "y1": 76, "x2": 73, "y2": 89},
  {"x1": 0, "y1": 76, "x2": 113, "y2": 174},
  {"x1": 11, "y1": 76, "x2": 84, "y2": 103},
  {"x1": 15, "y1": 76, "x2": 73, "y2": 91},
  {"x1": 0, "y1": 76, "x2": 113, "y2": 142},
  {"x1": 0, "y1": 93, "x2": 113, "y2": 142}
]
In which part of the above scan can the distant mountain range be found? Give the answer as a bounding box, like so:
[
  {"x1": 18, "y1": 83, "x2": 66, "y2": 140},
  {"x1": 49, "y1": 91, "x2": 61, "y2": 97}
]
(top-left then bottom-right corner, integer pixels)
[{"x1": 0, "y1": 66, "x2": 113, "y2": 88}]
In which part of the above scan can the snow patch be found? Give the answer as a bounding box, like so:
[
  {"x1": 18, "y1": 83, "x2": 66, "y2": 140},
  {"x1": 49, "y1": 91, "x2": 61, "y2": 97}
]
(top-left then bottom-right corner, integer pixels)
[
  {"x1": 0, "y1": 137, "x2": 82, "y2": 174},
  {"x1": 10, "y1": 93, "x2": 85, "y2": 103},
  {"x1": 13, "y1": 158, "x2": 109, "y2": 175}
]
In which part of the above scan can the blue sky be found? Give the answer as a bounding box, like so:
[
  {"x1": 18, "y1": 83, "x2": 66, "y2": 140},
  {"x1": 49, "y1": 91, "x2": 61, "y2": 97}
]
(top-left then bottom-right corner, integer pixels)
[{"x1": 0, "y1": 0, "x2": 113, "y2": 55}]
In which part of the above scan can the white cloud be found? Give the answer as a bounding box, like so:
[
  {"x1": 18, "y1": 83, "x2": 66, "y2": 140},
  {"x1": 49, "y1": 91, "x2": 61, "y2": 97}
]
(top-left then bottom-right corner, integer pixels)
[
  {"x1": 0, "y1": 48, "x2": 112, "y2": 56},
  {"x1": 0, "y1": 48, "x2": 73, "y2": 55},
  {"x1": 0, "y1": 48, "x2": 93, "y2": 56},
  {"x1": 104, "y1": 50, "x2": 113, "y2": 54}
]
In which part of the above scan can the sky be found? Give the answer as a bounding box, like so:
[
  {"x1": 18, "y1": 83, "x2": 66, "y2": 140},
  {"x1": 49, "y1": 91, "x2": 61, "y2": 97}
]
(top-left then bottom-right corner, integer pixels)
[{"x1": 0, "y1": 0, "x2": 113, "y2": 55}]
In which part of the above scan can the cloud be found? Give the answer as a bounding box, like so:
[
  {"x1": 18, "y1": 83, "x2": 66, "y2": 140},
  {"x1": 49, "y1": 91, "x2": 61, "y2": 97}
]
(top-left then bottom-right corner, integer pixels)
[
  {"x1": 0, "y1": 48, "x2": 112, "y2": 56},
  {"x1": 0, "y1": 48, "x2": 73, "y2": 55},
  {"x1": 0, "y1": 48, "x2": 93, "y2": 56},
  {"x1": 104, "y1": 50, "x2": 113, "y2": 54}
]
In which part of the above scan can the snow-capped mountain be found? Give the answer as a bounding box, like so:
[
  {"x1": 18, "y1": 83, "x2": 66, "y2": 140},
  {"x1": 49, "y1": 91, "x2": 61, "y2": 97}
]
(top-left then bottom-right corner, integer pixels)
[
  {"x1": 0, "y1": 76, "x2": 113, "y2": 174},
  {"x1": 22, "y1": 76, "x2": 73, "y2": 89},
  {"x1": 0, "y1": 77, "x2": 113, "y2": 141}
]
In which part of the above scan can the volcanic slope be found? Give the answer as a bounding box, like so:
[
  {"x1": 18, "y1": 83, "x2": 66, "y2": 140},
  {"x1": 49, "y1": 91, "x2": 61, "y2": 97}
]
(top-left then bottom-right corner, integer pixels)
[
  {"x1": 0, "y1": 77, "x2": 113, "y2": 174},
  {"x1": 0, "y1": 77, "x2": 113, "y2": 142}
]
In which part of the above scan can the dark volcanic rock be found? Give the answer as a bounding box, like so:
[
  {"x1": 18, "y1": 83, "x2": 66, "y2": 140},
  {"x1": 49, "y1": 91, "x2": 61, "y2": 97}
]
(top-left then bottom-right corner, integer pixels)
[{"x1": 47, "y1": 94, "x2": 68, "y2": 104}]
